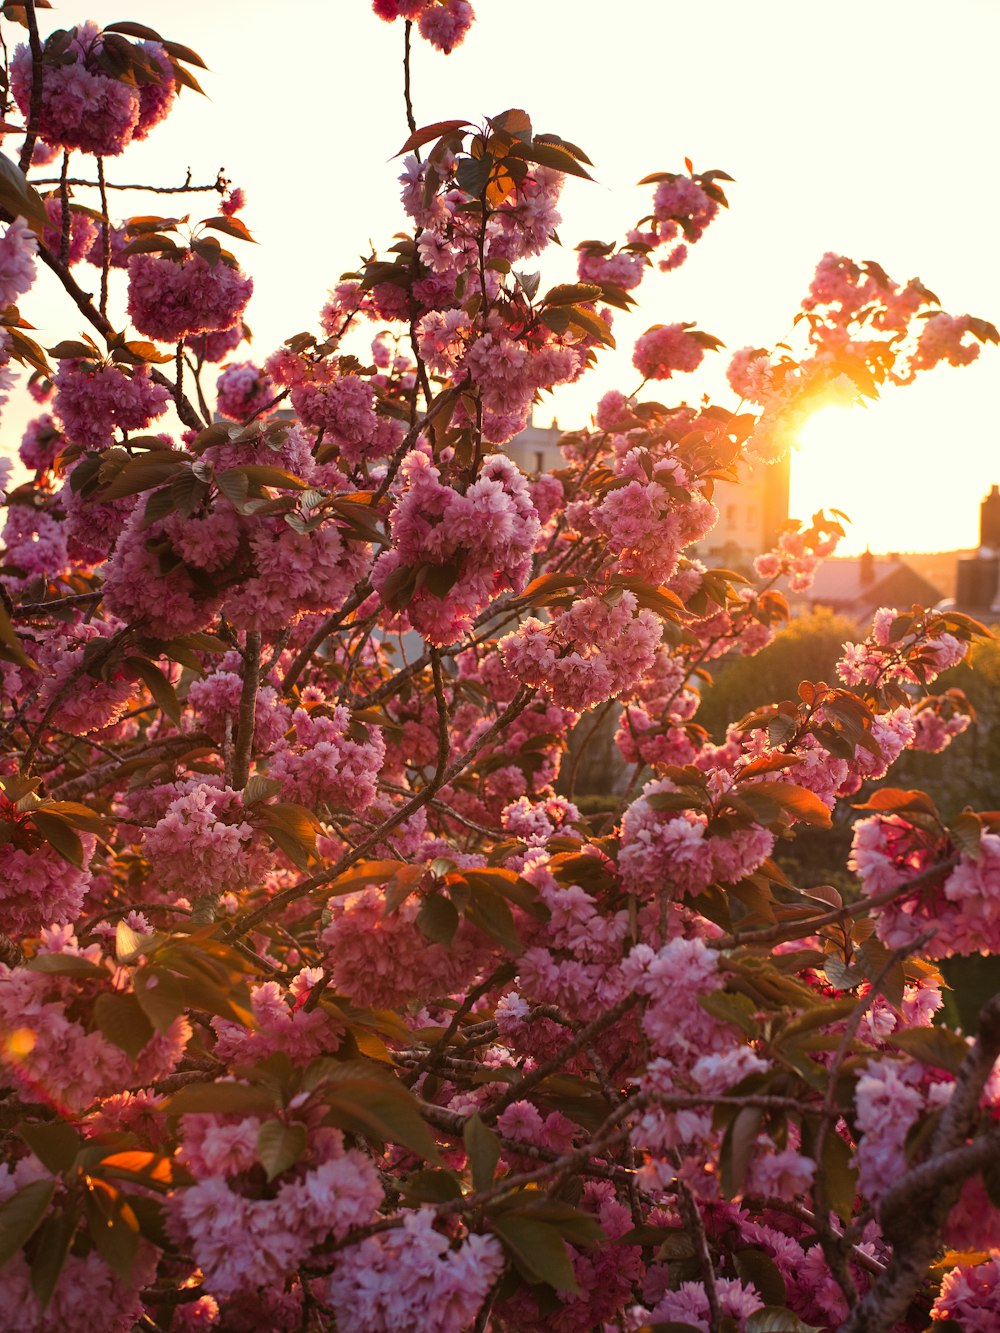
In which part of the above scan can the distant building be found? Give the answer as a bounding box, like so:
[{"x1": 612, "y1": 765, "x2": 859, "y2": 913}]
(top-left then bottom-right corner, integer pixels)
[
  {"x1": 505, "y1": 416, "x2": 564, "y2": 475},
  {"x1": 955, "y1": 486, "x2": 1000, "y2": 614},
  {"x1": 692, "y1": 454, "x2": 791, "y2": 569},
  {"x1": 506, "y1": 418, "x2": 792, "y2": 571},
  {"x1": 795, "y1": 549, "x2": 944, "y2": 626}
]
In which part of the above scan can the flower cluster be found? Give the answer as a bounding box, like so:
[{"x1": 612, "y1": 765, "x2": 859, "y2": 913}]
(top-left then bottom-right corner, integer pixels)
[
  {"x1": 128, "y1": 252, "x2": 253, "y2": 342},
  {"x1": 12, "y1": 24, "x2": 176, "y2": 157},
  {"x1": 373, "y1": 449, "x2": 539, "y2": 644},
  {"x1": 500, "y1": 589, "x2": 662, "y2": 709}
]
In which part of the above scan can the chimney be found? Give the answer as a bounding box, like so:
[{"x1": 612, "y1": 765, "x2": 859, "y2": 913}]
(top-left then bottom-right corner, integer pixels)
[
  {"x1": 859, "y1": 547, "x2": 875, "y2": 585},
  {"x1": 981, "y1": 485, "x2": 1000, "y2": 550}
]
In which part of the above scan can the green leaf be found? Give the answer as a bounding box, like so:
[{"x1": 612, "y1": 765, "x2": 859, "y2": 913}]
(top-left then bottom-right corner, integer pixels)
[
  {"x1": 96, "y1": 1150, "x2": 174, "y2": 1192},
  {"x1": 257, "y1": 1120, "x2": 307, "y2": 1182},
  {"x1": 857, "y1": 937, "x2": 905, "y2": 1010},
  {"x1": 0, "y1": 151, "x2": 48, "y2": 231},
  {"x1": 83, "y1": 1178, "x2": 139, "y2": 1281},
  {"x1": 25, "y1": 953, "x2": 106, "y2": 979},
  {"x1": 18, "y1": 1122, "x2": 80, "y2": 1176},
  {"x1": 822, "y1": 956, "x2": 864, "y2": 991},
  {"x1": 222, "y1": 463, "x2": 309, "y2": 492},
  {"x1": 720, "y1": 1105, "x2": 762, "y2": 1197},
  {"x1": 37, "y1": 801, "x2": 106, "y2": 836},
  {"x1": 29, "y1": 812, "x2": 84, "y2": 869},
  {"x1": 400, "y1": 1168, "x2": 463, "y2": 1205},
  {"x1": 47, "y1": 340, "x2": 99, "y2": 361},
  {"x1": 201, "y1": 215, "x2": 256, "y2": 244},
  {"x1": 568, "y1": 304, "x2": 616, "y2": 348},
  {"x1": 94, "y1": 992, "x2": 155, "y2": 1060},
  {"x1": 510, "y1": 140, "x2": 594, "y2": 181},
  {"x1": 542, "y1": 282, "x2": 602, "y2": 307},
  {"x1": 745, "y1": 1309, "x2": 822, "y2": 1333},
  {"x1": 103, "y1": 20, "x2": 163, "y2": 40},
  {"x1": 463, "y1": 880, "x2": 521, "y2": 953},
  {"x1": 698, "y1": 990, "x2": 760, "y2": 1038},
  {"x1": 243, "y1": 775, "x2": 282, "y2": 805},
  {"x1": 852, "y1": 788, "x2": 938, "y2": 817},
  {"x1": 132, "y1": 965, "x2": 187, "y2": 1033},
  {"x1": 115, "y1": 919, "x2": 153, "y2": 965},
  {"x1": 510, "y1": 1201, "x2": 604, "y2": 1247},
  {"x1": 416, "y1": 892, "x2": 460, "y2": 948},
  {"x1": 737, "y1": 781, "x2": 832, "y2": 829},
  {"x1": 463, "y1": 1113, "x2": 501, "y2": 1192},
  {"x1": 164, "y1": 1081, "x2": 278, "y2": 1116},
  {"x1": 889, "y1": 1026, "x2": 969, "y2": 1077},
  {"x1": 29, "y1": 1206, "x2": 76, "y2": 1310},
  {"x1": 127, "y1": 657, "x2": 181, "y2": 725},
  {"x1": 99, "y1": 450, "x2": 185, "y2": 500},
  {"x1": 317, "y1": 1068, "x2": 442, "y2": 1164},
  {"x1": 258, "y1": 802, "x2": 319, "y2": 853},
  {"x1": 0, "y1": 1179, "x2": 55, "y2": 1266},
  {"x1": 734, "y1": 1247, "x2": 786, "y2": 1306},
  {"x1": 820, "y1": 1127, "x2": 857, "y2": 1224},
  {"x1": 492, "y1": 1214, "x2": 579, "y2": 1293},
  {"x1": 950, "y1": 810, "x2": 984, "y2": 862}
]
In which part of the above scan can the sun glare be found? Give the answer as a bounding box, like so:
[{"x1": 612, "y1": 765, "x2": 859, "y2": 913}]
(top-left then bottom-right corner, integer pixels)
[{"x1": 790, "y1": 403, "x2": 893, "y2": 554}]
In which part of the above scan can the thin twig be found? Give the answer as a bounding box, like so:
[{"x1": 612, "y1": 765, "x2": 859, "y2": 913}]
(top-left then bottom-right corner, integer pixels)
[
  {"x1": 227, "y1": 687, "x2": 534, "y2": 938},
  {"x1": 711, "y1": 856, "x2": 959, "y2": 951},
  {"x1": 97, "y1": 155, "x2": 110, "y2": 316},
  {"x1": 28, "y1": 169, "x2": 226, "y2": 194},
  {"x1": 18, "y1": 0, "x2": 44, "y2": 174},
  {"x1": 231, "y1": 631, "x2": 261, "y2": 791}
]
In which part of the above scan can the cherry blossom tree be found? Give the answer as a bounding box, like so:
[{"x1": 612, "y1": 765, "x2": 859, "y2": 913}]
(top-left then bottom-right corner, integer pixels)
[{"x1": 0, "y1": 3, "x2": 998, "y2": 1329}]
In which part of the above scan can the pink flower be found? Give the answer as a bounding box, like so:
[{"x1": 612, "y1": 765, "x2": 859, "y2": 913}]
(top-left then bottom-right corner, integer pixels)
[
  {"x1": 42, "y1": 199, "x2": 99, "y2": 266},
  {"x1": 0, "y1": 216, "x2": 37, "y2": 307},
  {"x1": 418, "y1": 0, "x2": 475, "y2": 54},
  {"x1": 633, "y1": 323, "x2": 706, "y2": 380},
  {"x1": 268, "y1": 703, "x2": 385, "y2": 812},
  {"x1": 18, "y1": 413, "x2": 63, "y2": 471},
  {"x1": 326, "y1": 1209, "x2": 503, "y2": 1333},
  {"x1": 128, "y1": 252, "x2": 253, "y2": 342},
  {"x1": 215, "y1": 361, "x2": 275, "y2": 421},
  {"x1": 372, "y1": 450, "x2": 539, "y2": 645},
  {"x1": 500, "y1": 590, "x2": 660, "y2": 709},
  {"x1": 12, "y1": 24, "x2": 141, "y2": 157},
  {"x1": 143, "y1": 783, "x2": 274, "y2": 899},
  {"x1": 54, "y1": 361, "x2": 170, "y2": 448}
]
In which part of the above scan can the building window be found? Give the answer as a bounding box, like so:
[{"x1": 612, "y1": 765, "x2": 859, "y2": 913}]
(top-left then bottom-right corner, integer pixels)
[
  {"x1": 534, "y1": 450, "x2": 545, "y2": 473},
  {"x1": 725, "y1": 504, "x2": 737, "y2": 526}
]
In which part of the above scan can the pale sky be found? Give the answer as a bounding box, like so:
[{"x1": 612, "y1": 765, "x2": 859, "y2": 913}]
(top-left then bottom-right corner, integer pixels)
[{"x1": 5, "y1": 0, "x2": 999, "y2": 554}]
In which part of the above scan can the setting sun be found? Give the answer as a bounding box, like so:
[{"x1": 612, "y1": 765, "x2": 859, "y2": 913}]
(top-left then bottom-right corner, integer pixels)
[{"x1": 789, "y1": 381, "x2": 986, "y2": 556}]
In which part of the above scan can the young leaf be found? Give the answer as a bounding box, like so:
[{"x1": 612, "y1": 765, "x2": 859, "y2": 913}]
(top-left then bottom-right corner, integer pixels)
[
  {"x1": 201, "y1": 215, "x2": 257, "y2": 243},
  {"x1": 396, "y1": 119, "x2": 471, "y2": 156}
]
